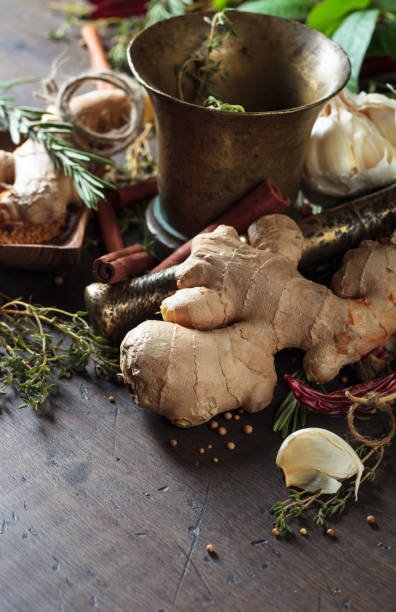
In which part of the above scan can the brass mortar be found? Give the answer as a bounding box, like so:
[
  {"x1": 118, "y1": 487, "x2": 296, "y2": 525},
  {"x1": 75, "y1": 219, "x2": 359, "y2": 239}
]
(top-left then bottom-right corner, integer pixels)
[{"x1": 128, "y1": 11, "x2": 350, "y2": 252}]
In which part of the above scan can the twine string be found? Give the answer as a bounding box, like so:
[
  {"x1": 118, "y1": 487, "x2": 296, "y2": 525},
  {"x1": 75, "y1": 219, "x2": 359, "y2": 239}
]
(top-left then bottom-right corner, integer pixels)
[{"x1": 346, "y1": 390, "x2": 396, "y2": 448}]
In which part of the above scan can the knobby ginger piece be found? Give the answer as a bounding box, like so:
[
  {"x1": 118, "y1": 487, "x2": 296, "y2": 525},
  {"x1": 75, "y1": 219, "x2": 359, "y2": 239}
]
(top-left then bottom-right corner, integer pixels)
[{"x1": 120, "y1": 214, "x2": 396, "y2": 427}]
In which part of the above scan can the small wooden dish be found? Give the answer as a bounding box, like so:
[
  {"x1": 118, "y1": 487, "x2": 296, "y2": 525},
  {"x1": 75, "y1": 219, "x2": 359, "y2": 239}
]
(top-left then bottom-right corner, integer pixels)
[
  {"x1": 0, "y1": 130, "x2": 91, "y2": 270},
  {"x1": 0, "y1": 203, "x2": 90, "y2": 270}
]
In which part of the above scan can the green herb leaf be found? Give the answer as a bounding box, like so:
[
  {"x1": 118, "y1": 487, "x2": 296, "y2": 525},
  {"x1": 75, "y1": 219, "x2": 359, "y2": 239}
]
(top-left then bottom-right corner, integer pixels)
[
  {"x1": 369, "y1": 14, "x2": 396, "y2": 60},
  {"x1": 237, "y1": 0, "x2": 314, "y2": 19},
  {"x1": 332, "y1": 9, "x2": 379, "y2": 92},
  {"x1": 307, "y1": 0, "x2": 372, "y2": 36}
]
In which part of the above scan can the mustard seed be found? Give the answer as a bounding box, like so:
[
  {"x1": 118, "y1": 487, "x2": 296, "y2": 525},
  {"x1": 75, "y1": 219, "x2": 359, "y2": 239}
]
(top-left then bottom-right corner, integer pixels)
[
  {"x1": 169, "y1": 439, "x2": 178, "y2": 448},
  {"x1": 210, "y1": 420, "x2": 219, "y2": 429},
  {"x1": 218, "y1": 426, "x2": 227, "y2": 436},
  {"x1": 224, "y1": 411, "x2": 233, "y2": 420},
  {"x1": 233, "y1": 414, "x2": 240, "y2": 421},
  {"x1": 242, "y1": 424, "x2": 253, "y2": 435},
  {"x1": 226, "y1": 442, "x2": 236, "y2": 451},
  {"x1": 199, "y1": 448, "x2": 205, "y2": 454},
  {"x1": 366, "y1": 515, "x2": 376, "y2": 525},
  {"x1": 326, "y1": 528, "x2": 335, "y2": 538},
  {"x1": 213, "y1": 457, "x2": 219, "y2": 463}
]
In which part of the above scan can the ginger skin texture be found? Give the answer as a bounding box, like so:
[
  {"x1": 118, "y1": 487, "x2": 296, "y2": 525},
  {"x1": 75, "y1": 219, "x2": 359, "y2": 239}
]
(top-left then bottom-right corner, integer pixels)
[{"x1": 120, "y1": 214, "x2": 396, "y2": 427}]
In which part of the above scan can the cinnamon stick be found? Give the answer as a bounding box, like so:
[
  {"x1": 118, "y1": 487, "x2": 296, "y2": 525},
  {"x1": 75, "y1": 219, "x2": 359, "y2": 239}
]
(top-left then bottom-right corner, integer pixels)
[
  {"x1": 151, "y1": 179, "x2": 290, "y2": 272},
  {"x1": 108, "y1": 177, "x2": 158, "y2": 210},
  {"x1": 97, "y1": 200, "x2": 124, "y2": 253},
  {"x1": 93, "y1": 243, "x2": 156, "y2": 284},
  {"x1": 81, "y1": 25, "x2": 112, "y2": 88}
]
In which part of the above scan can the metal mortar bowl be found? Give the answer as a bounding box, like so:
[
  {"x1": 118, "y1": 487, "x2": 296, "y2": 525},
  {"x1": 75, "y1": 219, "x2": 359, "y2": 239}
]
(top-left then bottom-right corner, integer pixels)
[{"x1": 128, "y1": 11, "x2": 350, "y2": 251}]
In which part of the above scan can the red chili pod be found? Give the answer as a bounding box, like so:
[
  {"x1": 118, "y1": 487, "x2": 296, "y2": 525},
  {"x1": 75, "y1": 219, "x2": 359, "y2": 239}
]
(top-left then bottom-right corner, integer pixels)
[{"x1": 284, "y1": 371, "x2": 396, "y2": 417}]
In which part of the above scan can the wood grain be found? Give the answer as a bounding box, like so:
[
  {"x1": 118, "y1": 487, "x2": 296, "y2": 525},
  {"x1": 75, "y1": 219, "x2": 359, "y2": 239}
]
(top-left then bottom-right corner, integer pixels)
[{"x1": 0, "y1": 2, "x2": 395, "y2": 611}]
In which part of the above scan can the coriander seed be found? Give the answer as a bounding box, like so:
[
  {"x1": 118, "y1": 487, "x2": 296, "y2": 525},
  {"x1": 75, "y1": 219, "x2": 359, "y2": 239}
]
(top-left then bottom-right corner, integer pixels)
[
  {"x1": 218, "y1": 426, "x2": 227, "y2": 436},
  {"x1": 226, "y1": 442, "x2": 235, "y2": 451},
  {"x1": 210, "y1": 420, "x2": 219, "y2": 430},
  {"x1": 242, "y1": 424, "x2": 253, "y2": 435},
  {"x1": 169, "y1": 439, "x2": 178, "y2": 448},
  {"x1": 213, "y1": 457, "x2": 219, "y2": 463},
  {"x1": 224, "y1": 411, "x2": 232, "y2": 420},
  {"x1": 199, "y1": 448, "x2": 205, "y2": 454}
]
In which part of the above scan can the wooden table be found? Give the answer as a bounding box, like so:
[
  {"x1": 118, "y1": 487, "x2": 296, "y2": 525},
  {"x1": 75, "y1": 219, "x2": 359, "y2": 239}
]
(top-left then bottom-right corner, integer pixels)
[{"x1": 0, "y1": 3, "x2": 395, "y2": 610}]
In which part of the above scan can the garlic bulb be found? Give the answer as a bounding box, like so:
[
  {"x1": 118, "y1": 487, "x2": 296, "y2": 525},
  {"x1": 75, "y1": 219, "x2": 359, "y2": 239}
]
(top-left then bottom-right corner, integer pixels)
[
  {"x1": 304, "y1": 88, "x2": 396, "y2": 197},
  {"x1": 276, "y1": 427, "x2": 364, "y2": 499}
]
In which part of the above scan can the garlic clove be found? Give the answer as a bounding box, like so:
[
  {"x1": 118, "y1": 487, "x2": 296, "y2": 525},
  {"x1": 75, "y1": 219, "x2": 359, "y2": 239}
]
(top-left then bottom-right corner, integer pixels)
[
  {"x1": 276, "y1": 427, "x2": 364, "y2": 499},
  {"x1": 303, "y1": 87, "x2": 396, "y2": 198}
]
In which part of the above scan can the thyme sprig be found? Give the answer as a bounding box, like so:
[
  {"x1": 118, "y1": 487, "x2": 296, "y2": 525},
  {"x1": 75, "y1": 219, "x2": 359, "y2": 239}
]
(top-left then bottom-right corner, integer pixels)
[
  {"x1": 0, "y1": 83, "x2": 115, "y2": 210},
  {"x1": 0, "y1": 295, "x2": 119, "y2": 412},
  {"x1": 270, "y1": 445, "x2": 384, "y2": 535},
  {"x1": 177, "y1": 10, "x2": 243, "y2": 108}
]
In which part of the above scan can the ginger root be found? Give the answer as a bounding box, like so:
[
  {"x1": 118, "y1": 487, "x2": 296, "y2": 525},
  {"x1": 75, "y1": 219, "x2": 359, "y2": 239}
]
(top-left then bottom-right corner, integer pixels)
[
  {"x1": 120, "y1": 214, "x2": 396, "y2": 427},
  {"x1": 0, "y1": 86, "x2": 138, "y2": 226}
]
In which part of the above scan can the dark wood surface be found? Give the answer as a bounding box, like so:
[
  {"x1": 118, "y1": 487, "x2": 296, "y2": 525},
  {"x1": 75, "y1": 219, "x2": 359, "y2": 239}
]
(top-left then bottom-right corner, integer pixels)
[{"x1": 0, "y1": 3, "x2": 395, "y2": 611}]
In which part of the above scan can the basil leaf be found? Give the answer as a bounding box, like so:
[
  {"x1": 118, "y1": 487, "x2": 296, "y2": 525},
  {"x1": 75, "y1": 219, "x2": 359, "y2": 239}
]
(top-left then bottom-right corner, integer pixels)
[
  {"x1": 370, "y1": 15, "x2": 396, "y2": 60},
  {"x1": 236, "y1": 0, "x2": 315, "y2": 19},
  {"x1": 375, "y1": 0, "x2": 396, "y2": 10},
  {"x1": 332, "y1": 9, "x2": 379, "y2": 92},
  {"x1": 307, "y1": 0, "x2": 372, "y2": 36}
]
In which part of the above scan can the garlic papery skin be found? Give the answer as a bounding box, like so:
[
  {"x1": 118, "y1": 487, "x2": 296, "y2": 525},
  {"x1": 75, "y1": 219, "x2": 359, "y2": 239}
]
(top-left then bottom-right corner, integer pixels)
[
  {"x1": 276, "y1": 427, "x2": 364, "y2": 499},
  {"x1": 303, "y1": 88, "x2": 396, "y2": 198}
]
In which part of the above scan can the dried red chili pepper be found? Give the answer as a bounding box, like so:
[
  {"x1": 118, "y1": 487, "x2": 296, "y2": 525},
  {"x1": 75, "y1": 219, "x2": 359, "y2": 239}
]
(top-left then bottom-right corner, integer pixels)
[
  {"x1": 88, "y1": 0, "x2": 147, "y2": 19},
  {"x1": 284, "y1": 371, "x2": 396, "y2": 417}
]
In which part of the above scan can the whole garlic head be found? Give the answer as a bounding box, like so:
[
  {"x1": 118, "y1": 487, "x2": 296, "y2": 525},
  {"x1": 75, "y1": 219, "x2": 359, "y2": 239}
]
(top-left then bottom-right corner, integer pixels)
[
  {"x1": 276, "y1": 427, "x2": 364, "y2": 499},
  {"x1": 304, "y1": 88, "x2": 396, "y2": 198}
]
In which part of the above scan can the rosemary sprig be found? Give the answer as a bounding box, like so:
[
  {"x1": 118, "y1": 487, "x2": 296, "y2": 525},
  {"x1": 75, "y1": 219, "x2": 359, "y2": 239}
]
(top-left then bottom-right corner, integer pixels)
[
  {"x1": 177, "y1": 10, "x2": 240, "y2": 106},
  {"x1": 0, "y1": 87, "x2": 115, "y2": 210},
  {"x1": 0, "y1": 295, "x2": 119, "y2": 412},
  {"x1": 270, "y1": 444, "x2": 384, "y2": 535}
]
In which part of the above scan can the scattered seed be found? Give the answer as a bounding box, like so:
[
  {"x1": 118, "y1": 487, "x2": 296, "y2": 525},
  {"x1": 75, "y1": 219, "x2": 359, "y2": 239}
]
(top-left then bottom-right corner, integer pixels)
[
  {"x1": 242, "y1": 424, "x2": 253, "y2": 435},
  {"x1": 199, "y1": 448, "x2": 205, "y2": 454},
  {"x1": 341, "y1": 376, "x2": 348, "y2": 384},
  {"x1": 238, "y1": 408, "x2": 245, "y2": 414},
  {"x1": 226, "y1": 442, "x2": 236, "y2": 451},
  {"x1": 210, "y1": 420, "x2": 219, "y2": 430},
  {"x1": 65, "y1": 372, "x2": 72, "y2": 380},
  {"x1": 224, "y1": 411, "x2": 233, "y2": 420},
  {"x1": 233, "y1": 414, "x2": 240, "y2": 421},
  {"x1": 300, "y1": 527, "x2": 308, "y2": 536},
  {"x1": 54, "y1": 275, "x2": 64, "y2": 286},
  {"x1": 208, "y1": 444, "x2": 213, "y2": 449},
  {"x1": 169, "y1": 439, "x2": 178, "y2": 448},
  {"x1": 206, "y1": 543, "x2": 215, "y2": 555},
  {"x1": 105, "y1": 375, "x2": 111, "y2": 382},
  {"x1": 108, "y1": 396, "x2": 115, "y2": 403},
  {"x1": 213, "y1": 457, "x2": 219, "y2": 463},
  {"x1": 272, "y1": 527, "x2": 280, "y2": 537},
  {"x1": 326, "y1": 528, "x2": 335, "y2": 538},
  {"x1": 218, "y1": 426, "x2": 227, "y2": 436},
  {"x1": 366, "y1": 514, "x2": 376, "y2": 525}
]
